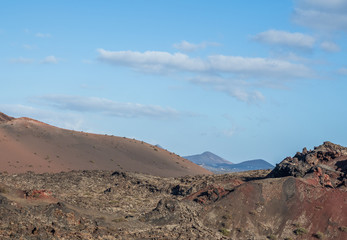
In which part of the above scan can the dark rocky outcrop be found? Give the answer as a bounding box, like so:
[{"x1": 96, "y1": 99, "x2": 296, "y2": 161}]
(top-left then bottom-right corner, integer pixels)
[
  {"x1": 0, "y1": 112, "x2": 14, "y2": 122},
  {"x1": 268, "y1": 141, "x2": 347, "y2": 189}
]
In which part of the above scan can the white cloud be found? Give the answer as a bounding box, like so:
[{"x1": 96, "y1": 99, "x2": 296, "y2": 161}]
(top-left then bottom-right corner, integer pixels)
[
  {"x1": 320, "y1": 41, "x2": 340, "y2": 52},
  {"x1": 34, "y1": 95, "x2": 180, "y2": 119},
  {"x1": 207, "y1": 55, "x2": 312, "y2": 78},
  {"x1": 41, "y1": 55, "x2": 58, "y2": 64},
  {"x1": 98, "y1": 49, "x2": 312, "y2": 79},
  {"x1": 98, "y1": 49, "x2": 207, "y2": 73},
  {"x1": 35, "y1": 32, "x2": 51, "y2": 38},
  {"x1": 173, "y1": 40, "x2": 220, "y2": 52},
  {"x1": 98, "y1": 48, "x2": 314, "y2": 103},
  {"x1": 293, "y1": 1, "x2": 347, "y2": 32},
  {"x1": 189, "y1": 75, "x2": 265, "y2": 103},
  {"x1": 253, "y1": 29, "x2": 315, "y2": 49},
  {"x1": 10, "y1": 57, "x2": 34, "y2": 64}
]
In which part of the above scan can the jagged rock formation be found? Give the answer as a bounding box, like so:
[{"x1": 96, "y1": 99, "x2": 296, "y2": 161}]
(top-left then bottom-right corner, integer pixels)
[{"x1": 268, "y1": 141, "x2": 347, "y2": 189}]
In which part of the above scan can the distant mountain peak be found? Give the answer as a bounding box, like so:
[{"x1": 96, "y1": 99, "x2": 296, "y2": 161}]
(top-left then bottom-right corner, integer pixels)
[{"x1": 184, "y1": 151, "x2": 232, "y2": 165}]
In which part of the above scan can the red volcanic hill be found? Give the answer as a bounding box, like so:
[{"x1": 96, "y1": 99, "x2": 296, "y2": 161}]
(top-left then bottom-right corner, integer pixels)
[{"x1": 0, "y1": 112, "x2": 211, "y2": 177}]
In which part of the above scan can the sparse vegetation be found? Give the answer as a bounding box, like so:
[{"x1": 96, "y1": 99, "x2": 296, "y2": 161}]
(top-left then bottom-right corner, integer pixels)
[
  {"x1": 249, "y1": 210, "x2": 257, "y2": 215},
  {"x1": 219, "y1": 227, "x2": 230, "y2": 236},
  {"x1": 313, "y1": 231, "x2": 324, "y2": 239},
  {"x1": 0, "y1": 186, "x2": 7, "y2": 193},
  {"x1": 294, "y1": 227, "x2": 308, "y2": 235},
  {"x1": 112, "y1": 217, "x2": 126, "y2": 223},
  {"x1": 339, "y1": 226, "x2": 347, "y2": 232},
  {"x1": 267, "y1": 234, "x2": 277, "y2": 240}
]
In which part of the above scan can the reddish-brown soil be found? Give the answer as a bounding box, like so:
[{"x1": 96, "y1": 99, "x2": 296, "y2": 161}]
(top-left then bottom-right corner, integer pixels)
[{"x1": 0, "y1": 112, "x2": 211, "y2": 177}]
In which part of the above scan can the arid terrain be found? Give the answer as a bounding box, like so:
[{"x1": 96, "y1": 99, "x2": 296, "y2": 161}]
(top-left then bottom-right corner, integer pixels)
[
  {"x1": 1, "y1": 113, "x2": 346, "y2": 239},
  {"x1": 0, "y1": 113, "x2": 210, "y2": 177}
]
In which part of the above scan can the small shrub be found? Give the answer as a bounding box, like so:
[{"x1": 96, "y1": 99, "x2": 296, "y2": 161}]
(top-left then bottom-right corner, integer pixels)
[
  {"x1": 249, "y1": 210, "x2": 257, "y2": 215},
  {"x1": 339, "y1": 226, "x2": 347, "y2": 232},
  {"x1": 267, "y1": 235, "x2": 277, "y2": 240},
  {"x1": 294, "y1": 227, "x2": 308, "y2": 235},
  {"x1": 219, "y1": 228, "x2": 230, "y2": 236},
  {"x1": 313, "y1": 231, "x2": 324, "y2": 239},
  {"x1": 89, "y1": 160, "x2": 94, "y2": 164},
  {"x1": 0, "y1": 186, "x2": 7, "y2": 193}
]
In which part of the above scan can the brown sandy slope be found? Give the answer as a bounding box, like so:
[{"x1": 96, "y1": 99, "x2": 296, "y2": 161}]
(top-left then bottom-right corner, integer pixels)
[{"x1": 0, "y1": 113, "x2": 211, "y2": 177}]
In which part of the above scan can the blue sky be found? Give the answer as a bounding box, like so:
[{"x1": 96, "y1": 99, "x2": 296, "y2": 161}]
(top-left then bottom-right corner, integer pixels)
[{"x1": 1, "y1": 0, "x2": 347, "y2": 164}]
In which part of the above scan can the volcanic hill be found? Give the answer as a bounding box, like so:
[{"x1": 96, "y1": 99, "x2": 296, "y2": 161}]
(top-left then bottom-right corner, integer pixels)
[
  {"x1": 0, "y1": 113, "x2": 346, "y2": 239},
  {"x1": 0, "y1": 112, "x2": 211, "y2": 177}
]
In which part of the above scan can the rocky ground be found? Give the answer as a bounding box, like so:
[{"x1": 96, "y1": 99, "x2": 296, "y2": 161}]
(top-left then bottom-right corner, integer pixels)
[{"x1": 0, "y1": 142, "x2": 346, "y2": 239}]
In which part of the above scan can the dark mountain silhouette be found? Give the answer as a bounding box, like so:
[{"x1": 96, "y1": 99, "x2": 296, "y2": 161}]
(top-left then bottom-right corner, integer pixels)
[
  {"x1": 185, "y1": 151, "x2": 273, "y2": 173},
  {"x1": 184, "y1": 151, "x2": 232, "y2": 165}
]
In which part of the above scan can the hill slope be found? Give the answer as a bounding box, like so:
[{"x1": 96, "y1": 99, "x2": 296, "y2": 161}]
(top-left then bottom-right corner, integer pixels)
[{"x1": 0, "y1": 112, "x2": 211, "y2": 177}]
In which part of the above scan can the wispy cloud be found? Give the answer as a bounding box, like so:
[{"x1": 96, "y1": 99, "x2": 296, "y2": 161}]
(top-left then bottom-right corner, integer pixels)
[
  {"x1": 98, "y1": 49, "x2": 313, "y2": 79},
  {"x1": 10, "y1": 57, "x2": 34, "y2": 64},
  {"x1": 35, "y1": 32, "x2": 51, "y2": 38},
  {"x1": 338, "y1": 67, "x2": 347, "y2": 75},
  {"x1": 253, "y1": 29, "x2": 315, "y2": 49},
  {"x1": 293, "y1": 0, "x2": 347, "y2": 32},
  {"x1": 33, "y1": 95, "x2": 181, "y2": 119},
  {"x1": 189, "y1": 75, "x2": 265, "y2": 103},
  {"x1": 173, "y1": 40, "x2": 220, "y2": 52},
  {"x1": 98, "y1": 49, "x2": 207, "y2": 73},
  {"x1": 320, "y1": 41, "x2": 340, "y2": 52},
  {"x1": 41, "y1": 55, "x2": 59, "y2": 64}
]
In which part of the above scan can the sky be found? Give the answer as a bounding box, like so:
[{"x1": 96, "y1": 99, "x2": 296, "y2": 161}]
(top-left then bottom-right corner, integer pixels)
[{"x1": 1, "y1": 0, "x2": 347, "y2": 164}]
